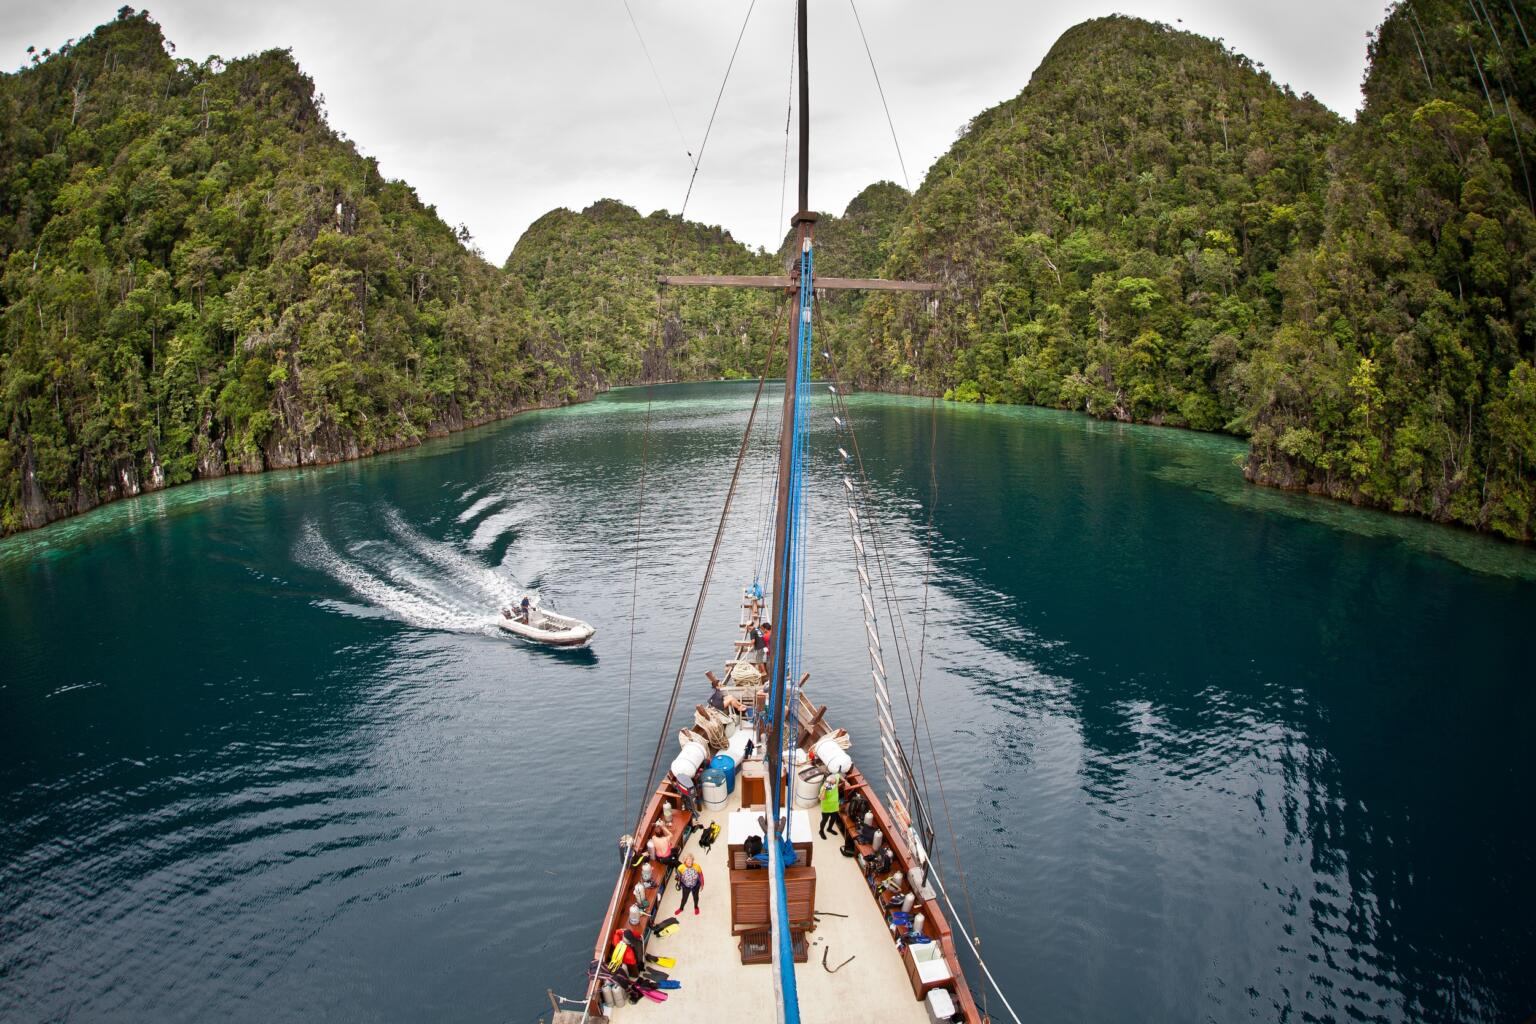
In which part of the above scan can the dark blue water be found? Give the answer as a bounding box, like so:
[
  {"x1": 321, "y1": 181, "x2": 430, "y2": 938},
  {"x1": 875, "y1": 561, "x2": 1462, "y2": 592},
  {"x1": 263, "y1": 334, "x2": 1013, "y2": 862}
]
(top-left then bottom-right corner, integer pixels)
[{"x1": 3, "y1": 381, "x2": 1534, "y2": 1023}]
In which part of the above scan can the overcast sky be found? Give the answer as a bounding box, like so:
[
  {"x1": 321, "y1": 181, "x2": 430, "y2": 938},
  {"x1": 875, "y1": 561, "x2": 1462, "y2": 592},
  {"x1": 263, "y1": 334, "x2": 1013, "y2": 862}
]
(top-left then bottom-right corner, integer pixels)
[{"x1": 3, "y1": 1, "x2": 1390, "y2": 262}]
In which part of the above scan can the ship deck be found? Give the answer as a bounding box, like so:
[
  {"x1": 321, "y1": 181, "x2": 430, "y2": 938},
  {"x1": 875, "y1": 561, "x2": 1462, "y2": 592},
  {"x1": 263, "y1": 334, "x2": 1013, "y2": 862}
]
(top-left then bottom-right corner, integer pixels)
[{"x1": 616, "y1": 783, "x2": 932, "y2": 1024}]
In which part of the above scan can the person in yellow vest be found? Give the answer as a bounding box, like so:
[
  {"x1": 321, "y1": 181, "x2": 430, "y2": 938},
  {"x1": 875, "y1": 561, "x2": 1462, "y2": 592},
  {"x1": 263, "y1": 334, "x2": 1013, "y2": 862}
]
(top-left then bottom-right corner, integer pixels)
[
  {"x1": 675, "y1": 854, "x2": 705, "y2": 915},
  {"x1": 818, "y1": 772, "x2": 842, "y2": 838}
]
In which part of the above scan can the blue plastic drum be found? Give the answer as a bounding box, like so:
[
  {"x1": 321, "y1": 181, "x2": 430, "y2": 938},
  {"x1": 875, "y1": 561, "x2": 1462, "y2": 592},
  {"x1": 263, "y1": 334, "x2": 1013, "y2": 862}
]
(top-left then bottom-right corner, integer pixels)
[{"x1": 710, "y1": 754, "x2": 737, "y2": 794}]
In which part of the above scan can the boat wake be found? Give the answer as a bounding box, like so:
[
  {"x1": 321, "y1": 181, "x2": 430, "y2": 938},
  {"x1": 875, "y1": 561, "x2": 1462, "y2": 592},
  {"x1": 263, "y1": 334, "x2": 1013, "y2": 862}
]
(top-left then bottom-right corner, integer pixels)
[{"x1": 298, "y1": 510, "x2": 524, "y2": 635}]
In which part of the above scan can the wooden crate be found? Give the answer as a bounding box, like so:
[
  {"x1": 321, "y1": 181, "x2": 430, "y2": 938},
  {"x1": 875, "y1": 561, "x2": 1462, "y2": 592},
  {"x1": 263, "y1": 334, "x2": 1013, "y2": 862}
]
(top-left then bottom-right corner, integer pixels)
[{"x1": 738, "y1": 930, "x2": 810, "y2": 965}]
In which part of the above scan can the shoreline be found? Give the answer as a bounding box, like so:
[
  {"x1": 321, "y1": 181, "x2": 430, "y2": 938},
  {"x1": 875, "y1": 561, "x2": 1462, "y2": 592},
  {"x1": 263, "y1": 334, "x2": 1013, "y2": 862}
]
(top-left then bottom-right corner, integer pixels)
[{"x1": 4, "y1": 379, "x2": 1530, "y2": 553}]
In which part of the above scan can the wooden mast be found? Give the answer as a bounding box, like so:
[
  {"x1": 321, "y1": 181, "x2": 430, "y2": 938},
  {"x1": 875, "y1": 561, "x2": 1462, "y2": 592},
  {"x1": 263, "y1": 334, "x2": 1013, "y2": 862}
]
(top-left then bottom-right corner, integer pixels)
[
  {"x1": 762, "y1": 5, "x2": 812, "y2": 1018},
  {"x1": 767, "y1": 0, "x2": 812, "y2": 835}
]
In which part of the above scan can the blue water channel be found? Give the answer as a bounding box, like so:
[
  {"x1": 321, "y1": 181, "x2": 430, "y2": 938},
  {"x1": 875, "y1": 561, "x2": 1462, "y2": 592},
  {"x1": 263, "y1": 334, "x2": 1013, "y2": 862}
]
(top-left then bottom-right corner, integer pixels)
[{"x1": 3, "y1": 381, "x2": 1534, "y2": 1023}]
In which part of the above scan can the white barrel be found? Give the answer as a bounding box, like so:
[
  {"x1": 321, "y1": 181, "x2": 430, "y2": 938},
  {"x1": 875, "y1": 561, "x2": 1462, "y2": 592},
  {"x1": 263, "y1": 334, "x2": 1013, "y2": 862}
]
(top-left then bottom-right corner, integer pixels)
[
  {"x1": 681, "y1": 739, "x2": 709, "y2": 768},
  {"x1": 702, "y1": 774, "x2": 729, "y2": 810},
  {"x1": 814, "y1": 736, "x2": 852, "y2": 776},
  {"x1": 791, "y1": 749, "x2": 820, "y2": 808},
  {"x1": 726, "y1": 729, "x2": 753, "y2": 765},
  {"x1": 669, "y1": 740, "x2": 709, "y2": 780}
]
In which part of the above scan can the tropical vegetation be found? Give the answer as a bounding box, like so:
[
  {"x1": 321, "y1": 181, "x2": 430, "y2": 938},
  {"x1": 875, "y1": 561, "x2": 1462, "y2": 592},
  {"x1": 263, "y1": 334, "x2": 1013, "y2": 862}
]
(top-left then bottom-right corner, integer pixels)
[{"x1": 3, "y1": 4, "x2": 1533, "y2": 540}]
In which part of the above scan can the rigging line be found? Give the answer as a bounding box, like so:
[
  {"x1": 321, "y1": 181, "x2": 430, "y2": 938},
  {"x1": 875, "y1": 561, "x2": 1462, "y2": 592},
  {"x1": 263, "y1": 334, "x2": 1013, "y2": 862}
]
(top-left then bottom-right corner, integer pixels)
[
  {"x1": 926, "y1": 866, "x2": 1025, "y2": 1024},
  {"x1": 842, "y1": 400, "x2": 937, "y2": 825},
  {"x1": 630, "y1": 298, "x2": 786, "y2": 841},
  {"x1": 813, "y1": 301, "x2": 934, "y2": 810},
  {"x1": 622, "y1": 384, "x2": 655, "y2": 830},
  {"x1": 618, "y1": 0, "x2": 694, "y2": 165},
  {"x1": 846, "y1": 0, "x2": 910, "y2": 190},
  {"x1": 912, "y1": 393, "x2": 936, "y2": 761},
  {"x1": 679, "y1": 0, "x2": 759, "y2": 220},
  {"x1": 1464, "y1": 0, "x2": 1536, "y2": 212},
  {"x1": 778, "y1": 0, "x2": 798, "y2": 245},
  {"x1": 832, "y1": 414, "x2": 994, "y2": 1024},
  {"x1": 1509, "y1": 0, "x2": 1531, "y2": 47},
  {"x1": 818, "y1": 329, "x2": 988, "y2": 1003},
  {"x1": 826, "y1": 351, "x2": 988, "y2": 1013},
  {"x1": 751, "y1": 414, "x2": 772, "y2": 579},
  {"x1": 753, "y1": 423, "x2": 782, "y2": 588},
  {"x1": 1401, "y1": 3, "x2": 1433, "y2": 84}
]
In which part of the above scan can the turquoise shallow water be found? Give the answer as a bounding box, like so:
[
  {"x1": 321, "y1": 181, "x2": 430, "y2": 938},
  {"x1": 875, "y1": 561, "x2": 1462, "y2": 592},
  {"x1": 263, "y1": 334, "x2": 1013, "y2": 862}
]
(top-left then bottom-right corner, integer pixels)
[{"x1": 3, "y1": 381, "x2": 1534, "y2": 1023}]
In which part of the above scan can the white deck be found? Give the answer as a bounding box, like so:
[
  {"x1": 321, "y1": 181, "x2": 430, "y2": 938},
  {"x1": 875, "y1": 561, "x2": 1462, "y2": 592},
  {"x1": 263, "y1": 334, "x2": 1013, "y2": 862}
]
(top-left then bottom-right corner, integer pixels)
[{"x1": 616, "y1": 783, "x2": 931, "y2": 1024}]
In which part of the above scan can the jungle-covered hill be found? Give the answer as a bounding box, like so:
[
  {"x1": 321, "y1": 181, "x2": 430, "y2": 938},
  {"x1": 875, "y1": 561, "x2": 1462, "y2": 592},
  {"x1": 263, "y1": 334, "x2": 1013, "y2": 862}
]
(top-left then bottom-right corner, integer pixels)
[
  {"x1": 777, "y1": 180, "x2": 912, "y2": 365},
  {"x1": 504, "y1": 198, "x2": 778, "y2": 385},
  {"x1": 3, "y1": 6, "x2": 1534, "y2": 541},
  {"x1": 859, "y1": 8, "x2": 1536, "y2": 539},
  {"x1": 0, "y1": 10, "x2": 542, "y2": 531},
  {"x1": 0, "y1": 9, "x2": 767, "y2": 534}
]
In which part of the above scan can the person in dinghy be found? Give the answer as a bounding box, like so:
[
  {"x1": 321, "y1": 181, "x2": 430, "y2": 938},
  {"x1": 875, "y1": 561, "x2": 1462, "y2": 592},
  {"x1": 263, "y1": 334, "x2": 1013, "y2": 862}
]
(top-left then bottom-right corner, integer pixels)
[{"x1": 499, "y1": 595, "x2": 533, "y2": 624}]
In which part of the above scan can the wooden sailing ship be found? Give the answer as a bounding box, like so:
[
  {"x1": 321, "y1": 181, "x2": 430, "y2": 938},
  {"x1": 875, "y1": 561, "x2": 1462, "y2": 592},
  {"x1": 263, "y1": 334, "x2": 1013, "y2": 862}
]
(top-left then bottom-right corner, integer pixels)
[{"x1": 549, "y1": 3, "x2": 996, "y2": 1021}]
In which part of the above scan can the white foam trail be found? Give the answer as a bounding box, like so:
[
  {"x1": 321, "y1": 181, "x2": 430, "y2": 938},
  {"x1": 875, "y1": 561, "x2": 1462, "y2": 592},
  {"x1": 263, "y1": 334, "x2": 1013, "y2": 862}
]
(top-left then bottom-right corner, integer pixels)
[
  {"x1": 298, "y1": 522, "x2": 500, "y2": 633},
  {"x1": 468, "y1": 506, "x2": 527, "y2": 553},
  {"x1": 455, "y1": 493, "x2": 505, "y2": 525},
  {"x1": 383, "y1": 509, "x2": 522, "y2": 607}
]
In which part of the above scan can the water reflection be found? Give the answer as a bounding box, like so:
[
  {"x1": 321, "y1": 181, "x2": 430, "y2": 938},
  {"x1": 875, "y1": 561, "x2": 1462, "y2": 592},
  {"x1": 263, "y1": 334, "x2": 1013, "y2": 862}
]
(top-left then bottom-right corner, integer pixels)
[{"x1": 1, "y1": 384, "x2": 1533, "y2": 1023}]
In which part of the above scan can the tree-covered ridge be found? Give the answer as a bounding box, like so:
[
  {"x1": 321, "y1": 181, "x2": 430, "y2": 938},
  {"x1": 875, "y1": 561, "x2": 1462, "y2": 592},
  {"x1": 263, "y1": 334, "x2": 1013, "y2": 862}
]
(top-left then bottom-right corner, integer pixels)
[
  {"x1": 778, "y1": 180, "x2": 912, "y2": 367},
  {"x1": 1241, "y1": 0, "x2": 1536, "y2": 538},
  {"x1": 4, "y1": 7, "x2": 1534, "y2": 543},
  {"x1": 857, "y1": 10, "x2": 1534, "y2": 540},
  {"x1": 504, "y1": 198, "x2": 780, "y2": 384},
  {"x1": 859, "y1": 15, "x2": 1342, "y2": 420},
  {"x1": 0, "y1": 9, "x2": 545, "y2": 533},
  {"x1": 779, "y1": 180, "x2": 910, "y2": 277}
]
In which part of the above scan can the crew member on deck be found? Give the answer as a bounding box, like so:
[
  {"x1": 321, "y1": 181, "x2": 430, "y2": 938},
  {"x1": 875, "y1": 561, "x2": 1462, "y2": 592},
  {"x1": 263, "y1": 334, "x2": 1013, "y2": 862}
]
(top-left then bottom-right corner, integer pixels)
[
  {"x1": 818, "y1": 772, "x2": 843, "y2": 838},
  {"x1": 709, "y1": 677, "x2": 747, "y2": 715}
]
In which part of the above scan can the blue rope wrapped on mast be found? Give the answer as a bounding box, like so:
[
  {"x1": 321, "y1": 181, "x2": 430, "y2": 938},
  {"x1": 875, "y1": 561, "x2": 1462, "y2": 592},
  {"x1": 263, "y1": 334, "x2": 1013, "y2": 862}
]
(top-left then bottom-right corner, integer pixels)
[{"x1": 767, "y1": 234, "x2": 814, "y2": 1024}]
